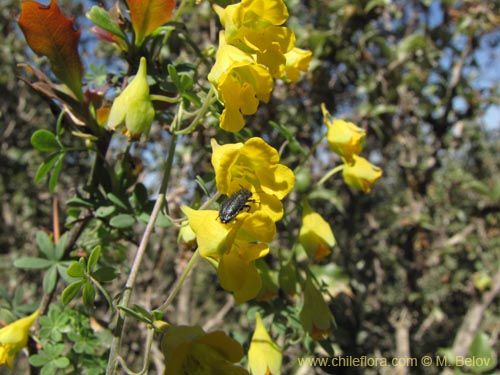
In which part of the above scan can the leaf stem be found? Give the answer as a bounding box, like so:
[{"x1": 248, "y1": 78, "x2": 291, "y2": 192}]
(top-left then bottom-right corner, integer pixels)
[
  {"x1": 157, "y1": 248, "x2": 200, "y2": 313},
  {"x1": 316, "y1": 164, "x2": 344, "y2": 187},
  {"x1": 175, "y1": 86, "x2": 216, "y2": 135}
]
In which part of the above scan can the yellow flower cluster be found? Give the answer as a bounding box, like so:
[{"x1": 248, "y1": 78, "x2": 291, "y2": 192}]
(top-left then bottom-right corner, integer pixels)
[
  {"x1": 208, "y1": 0, "x2": 312, "y2": 132},
  {"x1": 182, "y1": 137, "x2": 294, "y2": 303},
  {"x1": 321, "y1": 103, "x2": 383, "y2": 193}
]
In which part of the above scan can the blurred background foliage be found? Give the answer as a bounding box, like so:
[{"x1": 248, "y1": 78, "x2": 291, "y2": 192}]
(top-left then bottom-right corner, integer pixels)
[{"x1": 1, "y1": 0, "x2": 500, "y2": 374}]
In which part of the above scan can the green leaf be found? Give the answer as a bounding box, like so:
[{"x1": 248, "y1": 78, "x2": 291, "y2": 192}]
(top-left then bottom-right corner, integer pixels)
[
  {"x1": 53, "y1": 357, "x2": 70, "y2": 369},
  {"x1": 133, "y1": 303, "x2": 153, "y2": 320},
  {"x1": 43, "y1": 265, "x2": 58, "y2": 293},
  {"x1": 66, "y1": 261, "x2": 85, "y2": 278},
  {"x1": 86, "y1": 6, "x2": 127, "y2": 41},
  {"x1": 36, "y1": 231, "x2": 55, "y2": 259},
  {"x1": 95, "y1": 205, "x2": 116, "y2": 218},
  {"x1": 31, "y1": 130, "x2": 61, "y2": 152},
  {"x1": 396, "y1": 33, "x2": 427, "y2": 61},
  {"x1": 117, "y1": 305, "x2": 152, "y2": 325},
  {"x1": 66, "y1": 196, "x2": 95, "y2": 208},
  {"x1": 30, "y1": 353, "x2": 51, "y2": 367},
  {"x1": 35, "y1": 153, "x2": 61, "y2": 184},
  {"x1": 181, "y1": 91, "x2": 201, "y2": 107},
  {"x1": 87, "y1": 246, "x2": 101, "y2": 272},
  {"x1": 92, "y1": 267, "x2": 119, "y2": 282},
  {"x1": 14, "y1": 257, "x2": 54, "y2": 269},
  {"x1": 107, "y1": 193, "x2": 129, "y2": 210},
  {"x1": 168, "y1": 64, "x2": 179, "y2": 86},
  {"x1": 468, "y1": 331, "x2": 497, "y2": 372},
  {"x1": 61, "y1": 280, "x2": 84, "y2": 305},
  {"x1": 370, "y1": 104, "x2": 398, "y2": 117},
  {"x1": 179, "y1": 74, "x2": 194, "y2": 92},
  {"x1": 54, "y1": 232, "x2": 69, "y2": 260},
  {"x1": 49, "y1": 154, "x2": 64, "y2": 193},
  {"x1": 82, "y1": 280, "x2": 96, "y2": 308},
  {"x1": 109, "y1": 214, "x2": 135, "y2": 228}
]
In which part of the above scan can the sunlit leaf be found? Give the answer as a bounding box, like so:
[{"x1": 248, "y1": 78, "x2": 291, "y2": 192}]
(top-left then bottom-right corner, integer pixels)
[
  {"x1": 82, "y1": 280, "x2": 96, "y2": 307},
  {"x1": 67, "y1": 261, "x2": 85, "y2": 278},
  {"x1": 109, "y1": 214, "x2": 135, "y2": 228},
  {"x1": 86, "y1": 5, "x2": 127, "y2": 41},
  {"x1": 43, "y1": 265, "x2": 58, "y2": 293},
  {"x1": 31, "y1": 129, "x2": 61, "y2": 152},
  {"x1": 18, "y1": 0, "x2": 84, "y2": 101},
  {"x1": 61, "y1": 280, "x2": 84, "y2": 304},
  {"x1": 14, "y1": 257, "x2": 54, "y2": 269},
  {"x1": 35, "y1": 153, "x2": 61, "y2": 184},
  {"x1": 127, "y1": 0, "x2": 176, "y2": 46},
  {"x1": 87, "y1": 246, "x2": 101, "y2": 272},
  {"x1": 36, "y1": 230, "x2": 55, "y2": 259}
]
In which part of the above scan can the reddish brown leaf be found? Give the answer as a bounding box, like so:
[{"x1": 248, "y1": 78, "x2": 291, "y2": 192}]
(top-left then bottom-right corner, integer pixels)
[
  {"x1": 18, "y1": 0, "x2": 84, "y2": 101},
  {"x1": 127, "y1": 0, "x2": 176, "y2": 46}
]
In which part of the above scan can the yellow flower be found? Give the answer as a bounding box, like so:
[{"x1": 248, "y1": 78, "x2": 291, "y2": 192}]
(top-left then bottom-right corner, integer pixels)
[
  {"x1": 248, "y1": 313, "x2": 282, "y2": 375},
  {"x1": 211, "y1": 137, "x2": 295, "y2": 222},
  {"x1": 322, "y1": 104, "x2": 366, "y2": 162},
  {"x1": 106, "y1": 57, "x2": 155, "y2": 139},
  {"x1": 161, "y1": 325, "x2": 249, "y2": 375},
  {"x1": 181, "y1": 137, "x2": 294, "y2": 303},
  {"x1": 181, "y1": 207, "x2": 275, "y2": 303},
  {"x1": 213, "y1": 0, "x2": 295, "y2": 78},
  {"x1": 181, "y1": 207, "x2": 274, "y2": 258},
  {"x1": 0, "y1": 310, "x2": 39, "y2": 369},
  {"x1": 218, "y1": 241, "x2": 270, "y2": 304},
  {"x1": 178, "y1": 220, "x2": 196, "y2": 245},
  {"x1": 342, "y1": 154, "x2": 383, "y2": 193},
  {"x1": 299, "y1": 277, "x2": 334, "y2": 341},
  {"x1": 299, "y1": 199, "x2": 335, "y2": 262},
  {"x1": 283, "y1": 47, "x2": 313, "y2": 82},
  {"x1": 208, "y1": 36, "x2": 273, "y2": 132}
]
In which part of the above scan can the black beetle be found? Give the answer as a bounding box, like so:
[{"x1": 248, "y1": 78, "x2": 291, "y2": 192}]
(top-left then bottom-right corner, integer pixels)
[{"x1": 218, "y1": 189, "x2": 254, "y2": 224}]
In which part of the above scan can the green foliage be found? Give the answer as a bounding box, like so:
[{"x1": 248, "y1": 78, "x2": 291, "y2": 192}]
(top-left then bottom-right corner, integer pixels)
[
  {"x1": 62, "y1": 246, "x2": 118, "y2": 308},
  {"x1": 14, "y1": 232, "x2": 72, "y2": 293},
  {"x1": 31, "y1": 304, "x2": 110, "y2": 375}
]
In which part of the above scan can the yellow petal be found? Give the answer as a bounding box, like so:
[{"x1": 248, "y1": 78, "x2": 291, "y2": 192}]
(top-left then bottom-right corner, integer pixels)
[
  {"x1": 218, "y1": 242, "x2": 269, "y2": 303},
  {"x1": 248, "y1": 313, "x2": 282, "y2": 375},
  {"x1": 283, "y1": 47, "x2": 313, "y2": 82},
  {"x1": 0, "y1": 310, "x2": 39, "y2": 369},
  {"x1": 181, "y1": 206, "x2": 230, "y2": 260},
  {"x1": 342, "y1": 155, "x2": 383, "y2": 193},
  {"x1": 299, "y1": 200, "x2": 335, "y2": 262}
]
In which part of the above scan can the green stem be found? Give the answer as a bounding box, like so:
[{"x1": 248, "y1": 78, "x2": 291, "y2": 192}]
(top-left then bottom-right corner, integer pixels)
[
  {"x1": 88, "y1": 274, "x2": 115, "y2": 312},
  {"x1": 316, "y1": 164, "x2": 344, "y2": 187},
  {"x1": 150, "y1": 94, "x2": 181, "y2": 104},
  {"x1": 157, "y1": 248, "x2": 200, "y2": 312},
  {"x1": 172, "y1": 0, "x2": 190, "y2": 22},
  {"x1": 175, "y1": 86, "x2": 216, "y2": 135},
  {"x1": 116, "y1": 327, "x2": 155, "y2": 375},
  {"x1": 105, "y1": 131, "x2": 179, "y2": 375}
]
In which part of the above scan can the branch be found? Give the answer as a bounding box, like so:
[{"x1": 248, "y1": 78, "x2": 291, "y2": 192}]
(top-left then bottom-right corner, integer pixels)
[{"x1": 450, "y1": 269, "x2": 500, "y2": 357}]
